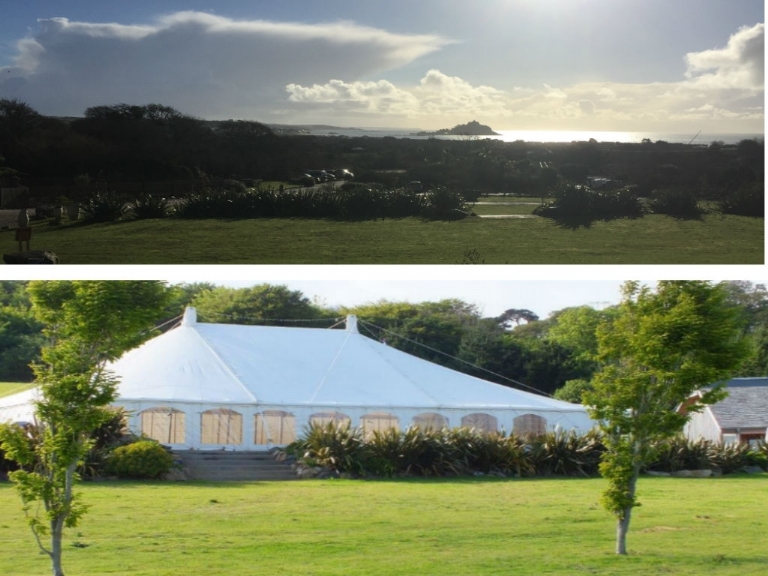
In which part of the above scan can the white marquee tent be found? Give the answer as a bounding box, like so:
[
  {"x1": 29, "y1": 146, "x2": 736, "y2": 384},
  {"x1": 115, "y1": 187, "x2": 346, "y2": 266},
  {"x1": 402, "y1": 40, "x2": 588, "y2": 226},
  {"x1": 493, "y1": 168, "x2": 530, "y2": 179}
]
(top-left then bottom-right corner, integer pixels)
[{"x1": 0, "y1": 308, "x2": 594, "y2": 449}]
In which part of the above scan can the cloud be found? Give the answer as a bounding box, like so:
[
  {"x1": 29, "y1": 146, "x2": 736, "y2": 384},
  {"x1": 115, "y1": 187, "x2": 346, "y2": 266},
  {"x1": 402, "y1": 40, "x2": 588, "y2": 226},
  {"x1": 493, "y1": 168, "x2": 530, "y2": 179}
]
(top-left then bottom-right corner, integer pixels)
[
  {"x1": 0, "y1": 13, "x2": 761, "y2": 132},
  {"x1": 579, "y1": 100, "x2": 595, "y2": 115},
  {"x1": 0, "y1": 11, "x2": 449, "y2": 118},
  {"x1": 684, "y1": 23, "x2": 764, "y2": 92},
  {"x1": 286, "y1": 79, "x2": 420, "y2": 115},
  {"x1": 286, "y1": 24, "x2": 764, "y2": 131},
  {"x1": 286, "y1": 69, "x2": 510, "y2": 120}
]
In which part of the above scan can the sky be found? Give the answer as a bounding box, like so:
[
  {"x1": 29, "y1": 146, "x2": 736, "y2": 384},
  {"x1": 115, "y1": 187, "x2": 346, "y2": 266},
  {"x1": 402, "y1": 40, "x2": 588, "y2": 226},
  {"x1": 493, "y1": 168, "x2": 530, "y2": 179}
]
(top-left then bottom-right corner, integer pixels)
[{"x1": 0, "y1": 0, "x2": 763, "y2": 132}]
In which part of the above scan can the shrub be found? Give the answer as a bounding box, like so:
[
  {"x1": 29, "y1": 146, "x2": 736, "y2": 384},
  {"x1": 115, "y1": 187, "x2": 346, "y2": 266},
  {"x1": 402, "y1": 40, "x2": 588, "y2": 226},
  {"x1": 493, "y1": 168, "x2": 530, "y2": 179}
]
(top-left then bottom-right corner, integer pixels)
[
  {"x1": 750, "y1": 442, "x2": 768, "y2": 470},
  {"x1": 456, "y1": 430, "x2": 533, "y2": 477},
  {"x1": 364, "y1": 427, "x2": 464, "y2": 477},
  {"x1": 422, "y1": 187, "x2": 467, "y2": 220},
  {"x1": 289, "y1": 425, "x2": 609, "y2": 479},
  {"x1": 648, "y1": 187, "x2": 704, "y2": 219},
  {"x1": 106, "y1": 440, "x2": 174, "y2": 479},
  {"x1": 79, "y1": 408, "x2": 134, "y2": 480},
  {"x1": 172, "y1": 183, "x2": 465, "y2": 221},
  {"x1": 527, "y1": 428, "x2": 604, "y2": 477},
  {"x1": 286, "y1": 421, "x2": 365, "y2": 475},
  {"x1": 646, "y1": 436, "x2": 710, "y2": 472},
  {"x1": 131, "y1": 193, "x2": 170, "y2": 219},
  {"x1": 0, "y1": 422, "x2": 43, "y2": 476},
  {"x1": 0, "y1": 444, "x2": 20, "y2": 477},
  {"x1": 533, "y1": 184, "x2": 642, "y2": 227},
  {"x1": 718, "y1": 183, "x2": 764, "y2": 217},
  {"x1": 707, "y1": 441, "x2": 761, "y2": 474},
  {"x1": 174, "y1": 187, "x2": 245, "y2": 219},
  {"x1": 80, "y1": 191, "x2": 130, "y2": 223}
]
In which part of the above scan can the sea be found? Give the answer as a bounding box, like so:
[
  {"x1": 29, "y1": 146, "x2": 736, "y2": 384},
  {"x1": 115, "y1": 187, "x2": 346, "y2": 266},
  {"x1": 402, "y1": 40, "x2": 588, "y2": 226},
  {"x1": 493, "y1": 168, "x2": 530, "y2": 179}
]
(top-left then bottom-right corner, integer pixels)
[{"x1": 303, "y1": 127, "x2": 763, "y2": 145}]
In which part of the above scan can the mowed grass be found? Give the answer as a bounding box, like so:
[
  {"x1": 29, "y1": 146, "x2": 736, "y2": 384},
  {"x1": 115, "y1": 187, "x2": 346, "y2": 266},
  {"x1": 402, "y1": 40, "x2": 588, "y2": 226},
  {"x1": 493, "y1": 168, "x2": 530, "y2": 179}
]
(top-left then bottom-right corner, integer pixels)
[
  {"x1": 0, "y1": 476, "x2": 766, "y2": 575},
  {"x1": 0, "y1": 382, "x2": 33, "y2": 398},
  {"x1": 470, "y1": 197, "x2": 543, "y2": 216},
  {"x1": 1, "y1": 210, "x2": 762, "y2": 264}
]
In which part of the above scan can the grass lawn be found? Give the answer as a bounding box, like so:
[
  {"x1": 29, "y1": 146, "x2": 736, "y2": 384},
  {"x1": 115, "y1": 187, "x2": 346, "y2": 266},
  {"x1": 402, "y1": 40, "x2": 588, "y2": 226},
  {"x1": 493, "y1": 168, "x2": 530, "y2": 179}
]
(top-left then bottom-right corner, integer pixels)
[
  {"x1": 0, "y1": 382, "x2": 33, "y2": 398},
  {"x1": 0, "y1": 475, "x2": 766, "y2": 575},
  {"x1": 469, "y1": 198, "x2": 543, "y2": 216},
  {"x1": 1, "y1": 211, "x2": 762, "y2": 264}
]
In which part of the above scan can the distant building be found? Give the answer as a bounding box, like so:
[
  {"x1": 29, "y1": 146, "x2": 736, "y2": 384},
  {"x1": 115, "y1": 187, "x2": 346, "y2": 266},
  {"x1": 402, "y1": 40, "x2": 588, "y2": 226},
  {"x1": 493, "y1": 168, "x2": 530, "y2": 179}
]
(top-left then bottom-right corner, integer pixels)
[
  {"x1": 680, "y1": 378, "x2": 768, "y2": 446},
  {"x1": 0, "y1": 174, "x2": 28, "y2": 208}
]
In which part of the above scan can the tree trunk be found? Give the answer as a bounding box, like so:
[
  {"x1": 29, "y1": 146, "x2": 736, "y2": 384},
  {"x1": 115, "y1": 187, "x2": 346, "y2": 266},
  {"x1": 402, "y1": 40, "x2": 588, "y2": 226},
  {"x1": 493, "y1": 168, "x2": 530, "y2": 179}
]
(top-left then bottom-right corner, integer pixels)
[
  {"x1": 50, "y1": 462, "x2": 77, "y2": 576},
  {"x1": 616, "y1": 509, "x2": 632, "y2": 554},
  {"x1": 51, "y1": 517, "x2": 65, "y2": 576},
  {"x1": 615, "y1": 468, "x2": 640, "y2": 555}
]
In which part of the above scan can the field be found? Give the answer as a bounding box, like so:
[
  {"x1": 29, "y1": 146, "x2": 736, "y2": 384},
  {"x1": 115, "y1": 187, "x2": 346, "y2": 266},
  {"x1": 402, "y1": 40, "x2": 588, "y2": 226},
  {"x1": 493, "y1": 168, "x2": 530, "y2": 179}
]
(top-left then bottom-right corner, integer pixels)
[
  {"x1": 0, "y1": 383, "x2": 32, "y2": 398},
  {"x1": 0, "y1": 475, "x2": 766, "y2": 575},
  {"x1": 1, "y1": 197, "x2": 762, "y2": 264}
]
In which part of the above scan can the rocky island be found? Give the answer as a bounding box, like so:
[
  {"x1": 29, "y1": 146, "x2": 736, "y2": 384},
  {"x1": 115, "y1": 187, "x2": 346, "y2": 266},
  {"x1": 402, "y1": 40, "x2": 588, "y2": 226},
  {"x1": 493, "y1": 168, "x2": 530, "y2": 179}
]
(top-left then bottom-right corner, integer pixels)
[{"x1": 415, "y1": 120, "x2": 500, "y2": 137}]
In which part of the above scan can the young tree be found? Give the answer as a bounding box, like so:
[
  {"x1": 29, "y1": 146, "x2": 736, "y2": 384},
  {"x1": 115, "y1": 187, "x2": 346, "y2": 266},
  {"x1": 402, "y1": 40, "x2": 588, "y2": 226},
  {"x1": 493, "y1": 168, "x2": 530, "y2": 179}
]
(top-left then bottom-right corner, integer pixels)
[
  {"x1": 0, "y1": 281, "x2": 170, "y2": 576},
  {"x1": 586, "y1": 281, "x2": 748, "y2": 555}
]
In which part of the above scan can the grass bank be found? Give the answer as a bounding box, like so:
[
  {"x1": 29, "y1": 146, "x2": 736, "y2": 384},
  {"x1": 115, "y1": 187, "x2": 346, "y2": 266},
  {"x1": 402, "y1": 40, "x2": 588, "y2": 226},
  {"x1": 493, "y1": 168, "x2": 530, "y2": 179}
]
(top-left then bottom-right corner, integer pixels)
[
  {"x1": 1, "y1": 212, "x2": 762, "y2": 264},
  {"x1": 0, "y1": 382, "x2": 33, "y2": 398},
  {"x1": 0, "y1": 476, "x2": 766, "y2": 575}
]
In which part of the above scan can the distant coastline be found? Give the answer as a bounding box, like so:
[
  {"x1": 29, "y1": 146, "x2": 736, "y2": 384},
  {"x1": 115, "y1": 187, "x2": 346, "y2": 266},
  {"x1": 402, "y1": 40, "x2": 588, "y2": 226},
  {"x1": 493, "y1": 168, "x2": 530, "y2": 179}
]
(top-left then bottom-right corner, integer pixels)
[{"x1": 278, "y1": 126, "x2": 762, "y2": 145}]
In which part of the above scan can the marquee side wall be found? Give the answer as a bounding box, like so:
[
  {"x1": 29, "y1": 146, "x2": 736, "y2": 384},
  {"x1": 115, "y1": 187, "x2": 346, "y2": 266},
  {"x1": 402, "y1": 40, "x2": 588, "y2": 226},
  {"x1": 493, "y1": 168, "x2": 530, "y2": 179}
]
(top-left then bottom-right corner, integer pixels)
[{"x1": 116, "y1": 400, "x2": 594, "y2": 450}]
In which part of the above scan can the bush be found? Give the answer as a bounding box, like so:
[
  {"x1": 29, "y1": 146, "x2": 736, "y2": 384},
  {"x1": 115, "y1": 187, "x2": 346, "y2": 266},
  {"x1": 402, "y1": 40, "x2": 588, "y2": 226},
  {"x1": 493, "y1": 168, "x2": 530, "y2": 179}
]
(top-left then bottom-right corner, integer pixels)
[
  {"x1": 289, "y1": 425, "x2": 608, "y2": 479},
  {"x1": 172, "y1": 183, "x2": 464, "y2": 221},
  {"x1": 0, "y1": 444, "x2": 20, "y2": 478},
  {"x1": 286, "y1": 421, "x2": 365, "y2": 475},
  {"x1": 174, "y1": 187, "x2": 246, "y2": 219},
  {"x1": 131, "y1": 193, "x2": 170, "y2": 219},
  {"x1": 364, "y1": 427, "x2": 464, "y2": 477},
  {"x1": 106, "y1": 440, "x2": 174, "y2": 479},
  {"x1": 79, "y1": 408, "x2": 134, "y2": 480},
  {"x1": 80, "y1": 191, "x2": 130, "y2": 223},
  {"x1": 526, "y1": 428, "x2": 604, "y2": 477},
  {"x1": 648, "y1": 187, "x2": 704, "y2": 219},
  {"x1": 452, "y1": 429, "x2": 533, "y2": 477},
  {"x1": 533, "y1": 184, "x2": 642, "y2": 227},
  {"x1": 642, "y1": 437, "x2": 767, "y2": 474},
  {"x1": 706, "y1": 441, "x2": 762, "y2": 474},
  {"x1": 718, "y1": 183, "x2": 764, "y2": 217},
  {"x1": 422, "y1": 187, "x2": 467, "y2": 220},
  {"x1": 646, "y1": 436, "x2": 710, "y2": 472}
]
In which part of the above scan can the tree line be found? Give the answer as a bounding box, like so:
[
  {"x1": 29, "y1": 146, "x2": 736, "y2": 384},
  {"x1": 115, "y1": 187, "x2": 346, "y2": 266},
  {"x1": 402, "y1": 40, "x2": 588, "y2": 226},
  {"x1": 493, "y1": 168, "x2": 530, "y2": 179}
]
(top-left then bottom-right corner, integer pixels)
[
  {"x1": 2, "y1": 280, "x2": 767, "y2": 398},
  {"x1": 1, "y1": 99, "x2": 762, "y2": 204}
]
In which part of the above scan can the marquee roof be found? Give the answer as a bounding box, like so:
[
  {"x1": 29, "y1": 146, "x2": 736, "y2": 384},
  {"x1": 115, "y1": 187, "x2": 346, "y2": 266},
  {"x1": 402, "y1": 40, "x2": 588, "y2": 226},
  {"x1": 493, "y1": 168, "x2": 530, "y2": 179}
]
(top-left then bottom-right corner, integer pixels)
[
  {"x1": 0, "y1": 309, "x2": 590, "y2": 421},
  {"x1": 114, "y1": 309, "x2": 587, "y2": 413}
]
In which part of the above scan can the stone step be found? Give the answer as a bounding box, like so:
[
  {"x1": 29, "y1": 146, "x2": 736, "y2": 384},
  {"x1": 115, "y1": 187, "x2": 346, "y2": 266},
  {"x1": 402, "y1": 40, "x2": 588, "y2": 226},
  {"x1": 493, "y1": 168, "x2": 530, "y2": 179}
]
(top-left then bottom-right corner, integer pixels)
[
  {"x1": 173, "y1": 450, "x2": 297, "y2": 481},
  {"x1": 180, "y1": 453, "x2": 278, "y2": 462}
]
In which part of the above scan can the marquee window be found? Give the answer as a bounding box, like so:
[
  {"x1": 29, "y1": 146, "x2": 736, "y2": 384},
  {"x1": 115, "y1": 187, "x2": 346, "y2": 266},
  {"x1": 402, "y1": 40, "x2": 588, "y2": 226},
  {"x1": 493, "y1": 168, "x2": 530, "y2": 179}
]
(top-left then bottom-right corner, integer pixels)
[
  {"x1": 360, "y1": 412, "x2": 399, "y2": 439},
  {"x1": 412, "y1": 412, "x2": 448, "y2": 431},
  {"x1": 309, "y1": 411, "x2": 351, "y2": 428},
  {"x1": 461, "y1": 413, "x2": 498, "y2": 434},
  {"x1": 254, "y1": 411, "x2": 296, "y2": 445},
  {"x1": 201, "y1": 408, "x2": 243, "y2": 445},
  {"x1": 513, "y1": 414, "x2": 547, "y2": 436},
  {"x1": 140, "y1": 407, "x2": 185, "y2": 444}
]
